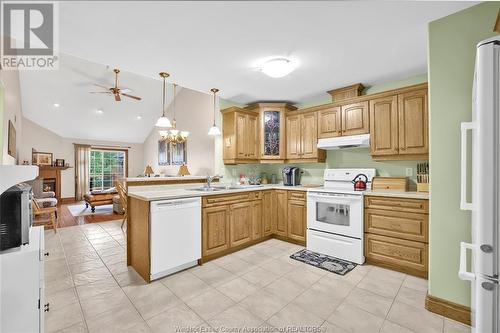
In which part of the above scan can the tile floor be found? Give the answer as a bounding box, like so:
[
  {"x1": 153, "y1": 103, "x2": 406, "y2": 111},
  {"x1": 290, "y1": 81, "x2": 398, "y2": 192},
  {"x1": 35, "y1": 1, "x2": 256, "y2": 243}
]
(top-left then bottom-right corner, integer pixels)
[{"x1": 43, "y1": 220, "x2": 471, "y2": 333}]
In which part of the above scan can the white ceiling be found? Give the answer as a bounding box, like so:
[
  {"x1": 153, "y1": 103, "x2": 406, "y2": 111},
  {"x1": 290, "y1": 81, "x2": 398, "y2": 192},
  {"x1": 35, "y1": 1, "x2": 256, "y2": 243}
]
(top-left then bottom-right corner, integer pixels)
[{"x1": 20, "y1": 1, "x2": 476, "y2": 143}]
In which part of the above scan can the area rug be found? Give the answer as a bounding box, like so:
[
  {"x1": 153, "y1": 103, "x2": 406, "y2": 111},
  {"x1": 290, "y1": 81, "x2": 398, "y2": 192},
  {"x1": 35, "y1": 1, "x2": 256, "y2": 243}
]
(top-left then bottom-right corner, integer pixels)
[
  {"x1": 67, "y1": 203, "x2": 114, "y2": 217},
  {"x1": 290, "y1": 249, "x2": 357, "y2": 275}
]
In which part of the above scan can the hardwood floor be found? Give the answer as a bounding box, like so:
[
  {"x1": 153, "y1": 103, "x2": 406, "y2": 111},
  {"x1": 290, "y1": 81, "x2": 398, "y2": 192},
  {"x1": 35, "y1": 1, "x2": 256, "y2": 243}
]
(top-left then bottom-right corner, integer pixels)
[{"x1": 35, "y1": 200, "x2": 125, "y2": 229}]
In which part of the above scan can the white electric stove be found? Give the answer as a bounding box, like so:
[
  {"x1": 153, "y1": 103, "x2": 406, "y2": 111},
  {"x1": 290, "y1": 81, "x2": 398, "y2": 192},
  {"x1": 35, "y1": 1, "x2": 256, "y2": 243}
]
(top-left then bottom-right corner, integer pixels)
[{"x1": 307, "y1": 168, "x2": 376, "y2": 264}]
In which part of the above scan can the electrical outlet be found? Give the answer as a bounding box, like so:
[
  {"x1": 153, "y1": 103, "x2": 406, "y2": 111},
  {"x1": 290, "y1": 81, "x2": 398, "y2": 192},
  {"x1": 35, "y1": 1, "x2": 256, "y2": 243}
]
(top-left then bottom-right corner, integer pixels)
[{"x1": 406, "y1": 168, "x2": 413, "y2": 177}]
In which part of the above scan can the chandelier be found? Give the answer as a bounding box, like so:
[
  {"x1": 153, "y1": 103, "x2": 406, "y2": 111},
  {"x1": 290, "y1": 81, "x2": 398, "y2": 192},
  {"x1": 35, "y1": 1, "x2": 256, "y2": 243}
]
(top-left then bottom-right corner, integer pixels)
[{"x1": 159, "y1": 83, "x2": 189, "y2": 144}]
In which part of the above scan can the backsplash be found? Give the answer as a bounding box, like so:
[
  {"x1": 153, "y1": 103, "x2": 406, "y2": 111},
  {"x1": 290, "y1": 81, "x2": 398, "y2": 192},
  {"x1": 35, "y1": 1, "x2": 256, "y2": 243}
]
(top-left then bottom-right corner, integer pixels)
[{"x1": 222, "y1": 148, "x2": 427, "y2": 188}]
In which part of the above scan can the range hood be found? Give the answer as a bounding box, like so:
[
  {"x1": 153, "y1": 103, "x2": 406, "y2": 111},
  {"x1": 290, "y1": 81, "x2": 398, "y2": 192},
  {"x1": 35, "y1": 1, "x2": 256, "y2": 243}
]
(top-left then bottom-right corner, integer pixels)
[{"x1": 317, "y1": 134, "x2": 370, "y2": 150}]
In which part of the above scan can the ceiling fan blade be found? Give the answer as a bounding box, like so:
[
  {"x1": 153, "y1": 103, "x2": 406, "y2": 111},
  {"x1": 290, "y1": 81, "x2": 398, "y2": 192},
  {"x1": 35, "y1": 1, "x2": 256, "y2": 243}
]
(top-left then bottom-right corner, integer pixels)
[
  {"x1": 115, "y1": 93, "x2": 121, "y2": 102},
  {"x1": 121, "y1": 93, "x2": 142, "y2": 101},
  {"x1": 93, "y1": 83, "x2": 110, "y2": 90},
  {"x1": 89, "y1": 91, "x2": 112, "y2": 94},
  {"x1": 118, "y1": 88, "x2": 132, "y2": 93}
]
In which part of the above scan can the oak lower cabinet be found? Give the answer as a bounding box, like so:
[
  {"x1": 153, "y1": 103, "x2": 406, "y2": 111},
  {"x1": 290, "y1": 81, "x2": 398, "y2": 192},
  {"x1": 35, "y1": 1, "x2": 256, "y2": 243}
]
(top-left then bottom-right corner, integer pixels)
[
  {"x1": 287, "y1": 192, "x2": 307, "y2": 243},
  {"x1": 364, "y1": 195, "x2": 429, "y2": 278},
  {"x1": 275, "y1": 190, "x2": 288, "y2": 237},
  {"x1": 262, "y1": 190, "x2": 275, "y2": 236},
  {"x1": 251, "y1": 200, "x2": 263, "y2": 240},
  {"x1": 229, "y1": 202, "x2": 253, "y2": 247},
  {"x1": 202, "y1": 206, "x2": 231, "y2": 257}
]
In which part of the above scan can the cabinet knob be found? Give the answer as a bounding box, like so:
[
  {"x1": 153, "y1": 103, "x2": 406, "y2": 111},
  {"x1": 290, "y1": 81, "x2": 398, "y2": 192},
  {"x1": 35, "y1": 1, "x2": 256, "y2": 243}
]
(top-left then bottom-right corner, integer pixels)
[
  {"x1": 44, "y1": 303, "x2": 50, "y2": 312},
  {"x1": 44, "y1": 252, "x2": 50, "y2": 257}
]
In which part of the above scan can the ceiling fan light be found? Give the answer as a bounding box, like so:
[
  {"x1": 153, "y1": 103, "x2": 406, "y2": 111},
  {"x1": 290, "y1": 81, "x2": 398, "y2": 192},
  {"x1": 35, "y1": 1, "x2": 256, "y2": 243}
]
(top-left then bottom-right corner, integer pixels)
[
  {"x1": 155, "y1": 116, "x2": 172, "y2": 128},
  {"x1": 208, "y1": 125, "x2": 221, "y2": 136},
  {"x1": 259, "y1": 58, "x2": 297, "y2": 78}
]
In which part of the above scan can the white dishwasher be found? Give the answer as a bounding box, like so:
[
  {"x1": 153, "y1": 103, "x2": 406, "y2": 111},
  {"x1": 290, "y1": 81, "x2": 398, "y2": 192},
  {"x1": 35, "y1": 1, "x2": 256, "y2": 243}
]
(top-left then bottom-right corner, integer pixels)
[{"x1": 150, "y1": 197, "x2": 201, "y2": 280}]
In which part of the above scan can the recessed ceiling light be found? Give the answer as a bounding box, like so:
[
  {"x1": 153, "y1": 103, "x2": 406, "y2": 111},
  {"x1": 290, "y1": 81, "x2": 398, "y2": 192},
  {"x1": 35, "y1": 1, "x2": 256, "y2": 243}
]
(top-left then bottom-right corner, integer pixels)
[
  {"x1": 96, "y1": 109, "x2": 104, "y2": 114},
  {"x1": 136, "y1": 115, "x2": 142, "y2": 120},
  {"x1": 258, "y1": 57, "x2": 298, "y2": 78},
  {"x1": 53, "y1": 103, "x2": 60, "y2": 107}
]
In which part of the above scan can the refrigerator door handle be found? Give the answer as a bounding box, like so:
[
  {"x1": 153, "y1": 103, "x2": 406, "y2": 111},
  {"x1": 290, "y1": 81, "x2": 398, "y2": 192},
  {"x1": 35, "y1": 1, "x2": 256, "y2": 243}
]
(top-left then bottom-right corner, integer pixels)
[
  {"x1": 458, "y1": 242, "x2": 476, "y2": 281},
  {"x1": 460, "y1": 122, "x2": 476, "y2": 210}
]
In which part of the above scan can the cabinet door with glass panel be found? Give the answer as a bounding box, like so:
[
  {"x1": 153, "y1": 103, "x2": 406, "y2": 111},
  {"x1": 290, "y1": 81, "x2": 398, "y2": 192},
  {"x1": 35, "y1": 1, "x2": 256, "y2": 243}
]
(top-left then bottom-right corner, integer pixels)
[{"x1": 245, "y1": 103, "x2": 297, "y2": 162}]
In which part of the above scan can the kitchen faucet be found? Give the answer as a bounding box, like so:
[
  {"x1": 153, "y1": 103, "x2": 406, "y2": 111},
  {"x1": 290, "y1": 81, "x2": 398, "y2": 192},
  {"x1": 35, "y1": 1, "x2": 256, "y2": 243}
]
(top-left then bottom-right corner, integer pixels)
[{"x1": 206, "y1": 174, "x2": 223, "y2": 189}]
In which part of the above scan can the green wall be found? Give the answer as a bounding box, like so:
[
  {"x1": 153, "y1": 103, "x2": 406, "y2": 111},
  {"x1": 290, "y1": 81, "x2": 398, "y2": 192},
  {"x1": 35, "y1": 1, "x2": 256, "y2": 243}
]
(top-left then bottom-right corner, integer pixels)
[
  {"x1": 428, "y1": 2, "x2": 499, "y2": 307},
  {"x1": 220, "y1": 73, "x2": 428, "y2": 185},
  {"x1": 0, "y1": 86, "x2": 4, "y2": 163}
]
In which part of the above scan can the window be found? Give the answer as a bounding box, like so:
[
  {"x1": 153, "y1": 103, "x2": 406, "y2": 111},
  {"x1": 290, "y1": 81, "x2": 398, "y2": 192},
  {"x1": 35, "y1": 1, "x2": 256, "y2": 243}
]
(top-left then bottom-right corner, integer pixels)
[{"x1": 89, "y1": 149, "x2": 127, "y2": 191}]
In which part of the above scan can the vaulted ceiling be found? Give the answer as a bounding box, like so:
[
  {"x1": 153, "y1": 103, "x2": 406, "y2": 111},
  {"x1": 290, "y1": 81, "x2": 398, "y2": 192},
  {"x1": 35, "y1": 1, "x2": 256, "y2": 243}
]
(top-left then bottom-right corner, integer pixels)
[{"x1": 19, "y1": 1, "x2": 476, "y2": 142}]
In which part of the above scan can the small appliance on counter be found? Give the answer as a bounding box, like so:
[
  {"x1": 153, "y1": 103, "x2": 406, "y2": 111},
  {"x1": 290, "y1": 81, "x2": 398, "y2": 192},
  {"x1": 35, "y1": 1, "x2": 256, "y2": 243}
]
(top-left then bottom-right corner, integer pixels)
[
  {"x1": 0, "y1": 183, "x2": 33, "y2": 251},
  {"x1": 352, "y1": 174, "x2": 369, "y2": 191},
  {"x1": 282, "y1": 167, "x2": 303, "y2": 186}
]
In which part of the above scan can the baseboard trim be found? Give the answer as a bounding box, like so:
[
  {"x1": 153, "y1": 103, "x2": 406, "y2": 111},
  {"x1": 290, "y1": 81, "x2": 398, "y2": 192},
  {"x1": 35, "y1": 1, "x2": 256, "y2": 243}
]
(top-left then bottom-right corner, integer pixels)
[
  {"x1": 425, "y1": 294, "x2": 471, "y2": 326},
  {"x1": 60, "y1": 197, "x2": 76, "y2": 204}
]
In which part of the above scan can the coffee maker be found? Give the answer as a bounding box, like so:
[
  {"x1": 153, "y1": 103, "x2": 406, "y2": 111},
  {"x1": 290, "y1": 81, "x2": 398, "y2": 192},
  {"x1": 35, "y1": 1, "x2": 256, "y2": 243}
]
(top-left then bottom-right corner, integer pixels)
[{"x1": 282, "y1": 167, "x2": 302, "y2": 186}]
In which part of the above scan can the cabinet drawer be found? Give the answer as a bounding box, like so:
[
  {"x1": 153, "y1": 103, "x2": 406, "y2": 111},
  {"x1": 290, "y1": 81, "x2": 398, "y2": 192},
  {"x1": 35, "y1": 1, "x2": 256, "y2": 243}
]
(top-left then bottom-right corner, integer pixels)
[
  {"x1": 365, "y1": 209, "x2": 428, "y2": 243},
  {"x1": 364, "y1": 196, "x2": 428, "y2": 214},
  {"x1": 288, "y1": 191, "x2": 306, "y2": 201},
  {"x1": 365, "y1": 233, "x2": 428, "y2": 275},
  {"x1": 203, "y1": 193, "x2": 252, "y2": 207}
]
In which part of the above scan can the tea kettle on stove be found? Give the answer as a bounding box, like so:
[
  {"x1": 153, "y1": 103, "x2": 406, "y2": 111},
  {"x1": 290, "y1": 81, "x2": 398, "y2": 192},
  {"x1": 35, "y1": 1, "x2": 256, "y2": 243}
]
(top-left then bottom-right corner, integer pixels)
[{"x1": 352, "y1": 174, "x2": 368, "y2": 191}]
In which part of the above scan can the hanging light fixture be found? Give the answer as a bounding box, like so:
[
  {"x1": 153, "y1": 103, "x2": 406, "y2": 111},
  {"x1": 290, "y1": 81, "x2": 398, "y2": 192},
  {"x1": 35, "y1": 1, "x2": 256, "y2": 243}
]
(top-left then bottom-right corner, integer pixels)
[
  {"x1": 208, "y1": 88, "x2": 221, "y2": 136},
  {"x1": 160, "y1": 83, "x2": 189, "y2": 145},
  {"x1": 155, "y1": 72, "x2": 172, "y2": 128}
]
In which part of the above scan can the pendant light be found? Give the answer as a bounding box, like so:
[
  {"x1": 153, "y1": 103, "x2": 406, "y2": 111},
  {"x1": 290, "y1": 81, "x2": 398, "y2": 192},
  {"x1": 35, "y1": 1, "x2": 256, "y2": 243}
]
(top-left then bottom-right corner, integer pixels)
[
  {"x1": 208, "y1": 88, "x2": 221, "y2": 136},
  {"x1": 155, "y1": 72, "x2": 172, "y2": 128},
  {"x1": 160, "y1": 83, "x2": 189, "y2": 144}
]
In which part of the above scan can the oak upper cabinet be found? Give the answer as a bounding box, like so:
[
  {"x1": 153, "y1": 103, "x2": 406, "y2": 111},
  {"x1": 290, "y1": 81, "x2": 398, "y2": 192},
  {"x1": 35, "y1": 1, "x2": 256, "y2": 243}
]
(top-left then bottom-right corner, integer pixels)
[
  {"x1": 341, "y1": 101, "x2": 369, "y2": 136},
  {"x1": 245, "y1": 103, "x2": 297, "y2": 163},
  {"x1": 318, "y1": 106, "x2": 342, "y2": 138},
  {"x1": 251, "y1": 200, "x2": 262, "y2": 240},
  {"x1": 275, "y1": 190, "x2": 288, "y2": 237},
  {"x1": 286, "y1": 112, "x2": 325, "y2": 162},
  {"x1": 370, "y1": 95, "x2": 399, "y2": 156},
  {"x1": 262, "y1": 190, "x2": 275, "y2": 236},
  {"x1": 370, "y1": 86, "x2": 429, "y2": 160},
  {"x1": 202, "y1": 206, "x2": 230, "y2": 257},
  {"x1": 398, "y1": 89, "x2": 428, "y2": 156},
  {"x1": 286, "y1": 115, "x2": 301, "y2": 160},
  {"x1": 222, "y1": 107, "x2": 259, "y2": 164},
  {"x1": 229, "y1": 202, "x2": 252, "y2": 247}
]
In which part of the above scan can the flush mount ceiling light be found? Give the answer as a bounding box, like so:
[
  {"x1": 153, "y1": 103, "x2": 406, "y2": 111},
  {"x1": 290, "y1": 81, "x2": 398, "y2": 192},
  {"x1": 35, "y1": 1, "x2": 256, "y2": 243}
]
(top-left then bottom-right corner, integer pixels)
[
  {"x1": 258, "y1": 57, "x2": 297, "y2": 78},
  {"x1": 96, "y1": 109, "x2": 103, "y2": 114},
  {"x1": 53, "y1": 103, "x2": 60, "y2": 108},
  {"x1": 136, "y1": 115, "x2": 142, "y2": 120}
]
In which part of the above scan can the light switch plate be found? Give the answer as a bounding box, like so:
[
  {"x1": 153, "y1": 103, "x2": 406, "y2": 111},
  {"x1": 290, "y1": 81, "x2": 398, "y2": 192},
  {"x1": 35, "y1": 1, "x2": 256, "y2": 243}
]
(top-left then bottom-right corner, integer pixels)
[{"x1": 406, "y1": 168, "x2": 413, "y2": 177}]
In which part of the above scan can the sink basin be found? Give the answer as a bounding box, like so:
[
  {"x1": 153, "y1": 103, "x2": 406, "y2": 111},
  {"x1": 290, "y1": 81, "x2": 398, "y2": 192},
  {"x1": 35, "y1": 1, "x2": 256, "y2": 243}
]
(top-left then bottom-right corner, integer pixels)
[{"x1": 191, "y1": 187, "x2": 224, "y2": 192}]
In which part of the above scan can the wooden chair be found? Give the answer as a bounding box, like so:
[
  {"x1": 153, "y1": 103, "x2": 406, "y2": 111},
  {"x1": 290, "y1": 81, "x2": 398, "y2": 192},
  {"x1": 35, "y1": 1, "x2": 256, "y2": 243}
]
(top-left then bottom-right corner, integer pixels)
[
  {"x1": 116, "y1": 181, "x2": 128, "y2": 229},
  {"x1": 32, "y1": 199, "x2": 58, "y2": 233}
]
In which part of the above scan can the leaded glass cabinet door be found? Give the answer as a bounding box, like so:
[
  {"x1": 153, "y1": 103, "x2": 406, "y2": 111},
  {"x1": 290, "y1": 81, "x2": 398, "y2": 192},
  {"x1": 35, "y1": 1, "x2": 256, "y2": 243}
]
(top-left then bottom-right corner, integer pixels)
[{"x1": 262, "y1": 110, "x2": 282, "y2": 158}]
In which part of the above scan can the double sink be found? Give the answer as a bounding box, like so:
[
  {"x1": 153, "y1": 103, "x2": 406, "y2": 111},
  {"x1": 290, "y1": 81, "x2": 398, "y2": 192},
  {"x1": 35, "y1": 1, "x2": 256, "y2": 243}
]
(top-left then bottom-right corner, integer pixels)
[{"x1": 192, "y1": 184, "x2": 264, "y2": 192}]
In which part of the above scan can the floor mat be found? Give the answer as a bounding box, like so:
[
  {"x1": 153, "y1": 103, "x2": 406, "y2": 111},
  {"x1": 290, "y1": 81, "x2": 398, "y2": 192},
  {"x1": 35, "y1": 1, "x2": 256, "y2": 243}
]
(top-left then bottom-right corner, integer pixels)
[
  {"x1": 290, "y1": 249, "x2": 357, "y2": 275},
  {"x1": 67, "y1": 203, "x2": 114, "y2": 217}
]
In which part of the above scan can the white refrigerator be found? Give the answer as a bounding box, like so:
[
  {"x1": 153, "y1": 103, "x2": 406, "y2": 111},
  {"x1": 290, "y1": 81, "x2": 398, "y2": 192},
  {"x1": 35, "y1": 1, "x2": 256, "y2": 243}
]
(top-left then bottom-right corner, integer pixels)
[{"x1": 460, "y1": 36, "x2": 500, "y2": 333}]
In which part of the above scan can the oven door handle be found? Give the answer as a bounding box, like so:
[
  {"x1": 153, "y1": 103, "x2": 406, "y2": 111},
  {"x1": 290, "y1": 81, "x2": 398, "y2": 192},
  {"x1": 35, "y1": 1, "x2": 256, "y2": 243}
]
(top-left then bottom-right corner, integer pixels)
[{"x1": 307, "y1": 194, "x2": 361, "y2": 204}]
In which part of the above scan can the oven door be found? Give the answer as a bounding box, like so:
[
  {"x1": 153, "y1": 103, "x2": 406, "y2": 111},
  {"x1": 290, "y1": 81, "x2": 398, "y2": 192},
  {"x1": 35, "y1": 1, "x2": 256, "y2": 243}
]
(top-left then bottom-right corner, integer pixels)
[{"x1": 307, "y1": 192, "x2": 363, "y2": 239}]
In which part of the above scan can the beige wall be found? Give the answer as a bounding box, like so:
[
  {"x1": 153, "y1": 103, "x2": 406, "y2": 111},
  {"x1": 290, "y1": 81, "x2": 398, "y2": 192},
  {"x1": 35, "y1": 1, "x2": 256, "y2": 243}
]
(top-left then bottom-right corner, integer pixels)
[
  {"x1": 0, "y1": 69, "x2": 23, "y2": 165},
  {"x1": 19, "y1": 117, "x2": 144, "y2": 198},
  {"x1": 143, "y1": 87, "x2": 215, "y2": 176}
]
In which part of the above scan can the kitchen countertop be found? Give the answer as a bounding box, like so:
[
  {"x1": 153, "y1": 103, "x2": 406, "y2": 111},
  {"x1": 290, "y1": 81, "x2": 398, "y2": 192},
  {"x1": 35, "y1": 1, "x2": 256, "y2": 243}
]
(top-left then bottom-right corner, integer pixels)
[
  {"x1": 364, "y1": 190, "x2": 429, "y2": 200},
  {"x1": 126, "y1": 175, "x2": 207, "y2": 182},
  {"x1": 128, "y1": 183, "x2": 317, "y2": 201}
]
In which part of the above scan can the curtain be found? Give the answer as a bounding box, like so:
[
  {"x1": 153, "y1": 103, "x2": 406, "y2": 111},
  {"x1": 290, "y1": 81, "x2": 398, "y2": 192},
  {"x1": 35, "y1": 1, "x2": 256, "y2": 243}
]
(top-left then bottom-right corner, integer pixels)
[{"x1": 74, "y1": 144, "x2": 91, "y2": 201}]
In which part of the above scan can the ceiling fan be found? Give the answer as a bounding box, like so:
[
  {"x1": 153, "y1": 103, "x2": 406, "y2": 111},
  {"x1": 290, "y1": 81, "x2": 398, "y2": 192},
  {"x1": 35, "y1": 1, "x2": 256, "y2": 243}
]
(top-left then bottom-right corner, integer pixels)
[{"x1": 89, "y1": 68, "x2": 142, "y2": 102}]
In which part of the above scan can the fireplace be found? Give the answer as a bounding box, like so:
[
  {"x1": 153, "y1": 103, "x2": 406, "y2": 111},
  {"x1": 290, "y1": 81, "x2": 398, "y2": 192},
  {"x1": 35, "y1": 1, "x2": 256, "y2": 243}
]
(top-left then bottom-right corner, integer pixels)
[{"x1": 43, "y1": 178, "x2": 56, "y2": 193}]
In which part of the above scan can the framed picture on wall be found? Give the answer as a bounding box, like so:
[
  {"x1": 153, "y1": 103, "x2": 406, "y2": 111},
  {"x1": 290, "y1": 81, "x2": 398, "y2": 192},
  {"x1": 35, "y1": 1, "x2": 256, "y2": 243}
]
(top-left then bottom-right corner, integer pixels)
[
  {"x1": 32, "y1": 151, "x2": 53, "y2": 166},
  {"x1": 7, "y1": 120, "x2": 16, "y2": 158}
]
